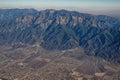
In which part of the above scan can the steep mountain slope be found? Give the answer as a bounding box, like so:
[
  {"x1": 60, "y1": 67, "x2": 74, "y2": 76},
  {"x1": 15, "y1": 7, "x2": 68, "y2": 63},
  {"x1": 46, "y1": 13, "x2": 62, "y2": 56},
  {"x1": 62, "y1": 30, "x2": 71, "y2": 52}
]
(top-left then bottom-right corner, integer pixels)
[
  {"x1": 0, "y1": 9, "x2": 120, "y2": 64},
  {"x1": 0, "y1": 9, "x2": 38, "y2": 21}
]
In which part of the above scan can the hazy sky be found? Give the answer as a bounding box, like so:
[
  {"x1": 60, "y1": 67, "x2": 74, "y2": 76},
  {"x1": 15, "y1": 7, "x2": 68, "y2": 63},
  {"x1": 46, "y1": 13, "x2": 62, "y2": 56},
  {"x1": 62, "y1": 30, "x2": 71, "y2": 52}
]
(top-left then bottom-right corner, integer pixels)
[{"x1": 0, "y1": 0, "x2": 120, "y2": 15}]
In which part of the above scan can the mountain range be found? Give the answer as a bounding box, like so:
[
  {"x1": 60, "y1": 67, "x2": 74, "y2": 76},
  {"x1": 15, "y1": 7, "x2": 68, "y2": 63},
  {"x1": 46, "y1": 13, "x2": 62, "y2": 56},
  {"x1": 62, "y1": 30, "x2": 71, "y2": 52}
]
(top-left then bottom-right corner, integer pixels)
[
  {"x1": 0, "y1": 9, "x2": 120, "y2": 80},
  {"x1": 0, "y1": 9, "x2": 120, "y2": 63}
]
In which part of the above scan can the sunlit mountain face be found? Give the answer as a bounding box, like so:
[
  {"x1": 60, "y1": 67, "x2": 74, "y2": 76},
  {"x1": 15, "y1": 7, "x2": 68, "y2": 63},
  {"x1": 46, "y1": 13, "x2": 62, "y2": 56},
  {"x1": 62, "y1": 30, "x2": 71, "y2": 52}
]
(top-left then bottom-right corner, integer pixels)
[{"x1": 0, "y1": 0, "x2": 120, "y2": 80}]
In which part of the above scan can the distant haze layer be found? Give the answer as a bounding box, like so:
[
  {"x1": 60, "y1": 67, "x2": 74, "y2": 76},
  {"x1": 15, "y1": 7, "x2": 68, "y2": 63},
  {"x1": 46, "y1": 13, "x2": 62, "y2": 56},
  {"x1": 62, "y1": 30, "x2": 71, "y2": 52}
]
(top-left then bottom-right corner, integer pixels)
[{"x1": 0, "y1": 0, "x2": 120, "y2": 16}]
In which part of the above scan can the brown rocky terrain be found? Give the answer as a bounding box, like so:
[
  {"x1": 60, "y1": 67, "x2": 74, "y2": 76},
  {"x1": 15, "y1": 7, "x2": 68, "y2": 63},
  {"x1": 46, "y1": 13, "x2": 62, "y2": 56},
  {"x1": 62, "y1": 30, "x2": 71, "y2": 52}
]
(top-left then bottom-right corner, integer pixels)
[{"x1": 0, "y1": 44, "x2": 120, "y2": 80}]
